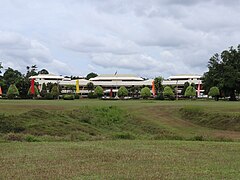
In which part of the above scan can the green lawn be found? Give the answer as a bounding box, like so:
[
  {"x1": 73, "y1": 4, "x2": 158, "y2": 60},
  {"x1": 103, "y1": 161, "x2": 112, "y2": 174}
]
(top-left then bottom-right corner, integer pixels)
[
  {"x1": 0, "y1": 99, "x2": 240, "y2": 179},
  {"x1": 0, "y1": 140, "x2": 240, "y2": 179}
]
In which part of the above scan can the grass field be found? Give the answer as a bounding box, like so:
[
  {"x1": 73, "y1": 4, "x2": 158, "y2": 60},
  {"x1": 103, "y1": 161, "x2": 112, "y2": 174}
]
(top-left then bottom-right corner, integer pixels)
[
  {"x1": 0, "y1": 99, "x2": 240, "y2": 179},
  {"x1": 0, "y1": 99, "x2": 240, "y2": 141},
  {"x1": 1, "y1": 140, "x2": 240, "y2": 179}
]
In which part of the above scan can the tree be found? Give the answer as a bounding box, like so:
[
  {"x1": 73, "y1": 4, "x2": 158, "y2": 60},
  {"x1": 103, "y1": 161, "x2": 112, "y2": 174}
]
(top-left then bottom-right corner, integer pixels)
[
  {"x1": 163, "y1": 86, "x2": 174, "y2": 98},
  {"x1": 0, "y1": 62, "x2": 3, "y2": 74},
  {"x1": 65, "y1": 85, "x2": 75, "y2": 94},
  {"x1": 184, "y1": 85, "x2": 196, "y2": 98},
  {"x1": 51, "y1": 85, "x2": 59, "y2": 99},
  {"x1": 94, "y1": 86, "x2": 103, "y2": 98},
  {"x1": 181, "y1": 82, "x2": 190, "y2": 96},
  {"x1": 41, "y1": 83, "x2": 47, "y2": 98},
  {"x1": 140, "y1": 87, "x2": 151, "y2": 99},
  {"x1": 117, "y1": 86, "x2": 128, "y2": 98},
  {"x1": 86, "y1": 72, "x2": 98, "y2": 80},
  {"x1": 38, "y1": 69, "x2": 49, "y2": 74},
  {"x1": 154, "y1": 76, "x2": 164, "y2": 94},
  {"x1": 86, "y1": 82, "x2": 94, "y2": 92},
  {"x1": 208, "y1": 86, "x2": 220, "y2": 101},
  {"x1": 3, "y1": 68, "x2": 22, "y2": 86},
  {"x1": 26, "y1": 65, "x2": 38, "y2": 78},
  {"x1": 27, "y1": 85, "x2": 40, "y2": 97},
  {"x1": 203, "y1": 45, "x2": 240, "y2": 101},
  {"x1": 7, "y1": 84, "x2": 19, "y2": 99}
]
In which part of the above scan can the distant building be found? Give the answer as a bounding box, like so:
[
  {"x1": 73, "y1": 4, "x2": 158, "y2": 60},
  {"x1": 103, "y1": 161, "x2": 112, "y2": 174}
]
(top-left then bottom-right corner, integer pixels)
[
  {"x1": 30, "y1": 73, "x2": 204, "y2": 97},
  {"x1": 163, "y1": 74, "x2": 203, "y2": 97}
]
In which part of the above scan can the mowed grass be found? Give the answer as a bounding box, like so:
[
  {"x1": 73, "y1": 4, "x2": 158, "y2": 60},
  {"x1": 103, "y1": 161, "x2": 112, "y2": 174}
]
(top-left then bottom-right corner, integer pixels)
[{"x1": 0, "y1": 140, "x2": 240, "y2": 179}]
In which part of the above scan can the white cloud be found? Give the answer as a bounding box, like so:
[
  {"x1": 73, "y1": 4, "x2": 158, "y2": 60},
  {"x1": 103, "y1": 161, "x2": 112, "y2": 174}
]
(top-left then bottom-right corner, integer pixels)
[
  {"x1": 0, "y1": 0, "x2": 240, "y2": 78},
  {"x1": 0, "y1": 31, "x2": 72, "y2": 75}
]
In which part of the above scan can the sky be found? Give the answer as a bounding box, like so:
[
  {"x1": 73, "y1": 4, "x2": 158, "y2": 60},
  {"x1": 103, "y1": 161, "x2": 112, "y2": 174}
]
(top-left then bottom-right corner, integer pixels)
[{"x1": 0, "y1": 0, "x2": 240, "y2": 78}]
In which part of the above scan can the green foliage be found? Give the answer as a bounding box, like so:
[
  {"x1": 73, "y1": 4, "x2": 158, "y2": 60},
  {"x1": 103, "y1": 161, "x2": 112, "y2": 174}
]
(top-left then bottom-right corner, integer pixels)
[
  {"x1": 140, "y1": 87, "x2": 151, "y2": 99},
  {"x1": 86, "y1": 72, "x2": 98, "y2": 80},
  {"x1": 94, "y1": 86, "x2": 104, "y2": 98},
  {"x1": 74, "y1": 93, "x2": 80, "y2": 99},
  {"x1": 154, "y1": 76, "x2": 164, "y2": 94},
  {"x1": 7, "y1": 84, "x2": 20, "y2": 99},
  {"x1": 163, "y1": 86, "x2": 174, "y2": 98},
  {"x1": 86, "y1": 82, "x2": 94, "y2": 92},
  {"x1": 155, "y1": 92, "x2": 164, "y2": 100},
  {"x1": 184, "y1": 85, "x2": 196, "y2": 98},
  {"x1": 51, "y1": 85, "x2": 59, "y2": 99},
  {"x1": 45, "y1": 93, "x2": 54, "y2": 100},
  {"x1": 117, "y1": 86, "x2": 128, "y2": 98},
  {"x1": 203, "y1": 45, "x2": 240, "y2": 101},
  {"x1": 88, "y1": 92, "x2": 97, "y2": 99},
  {"x1": 65, "y1": 85, "x2": 75, "y2": 91},
  {"x1": 208, "y1": 86, "x2": 220, "y2": 97},
  {"x1": 40, "y1": 83, "x2": 47, "y2": 97},
  {"x1": 27, "y1": 85, "x2": 40, "y2": 97},
  {"x1": 181, "y1": 82, "x2": 190, "y2": 95},
  {"x1": 38, "y1": 69, "x2": 49, "y2": 74},
  {"x1": 63, "y1": 94, "x2": 74, "y2": 100}
]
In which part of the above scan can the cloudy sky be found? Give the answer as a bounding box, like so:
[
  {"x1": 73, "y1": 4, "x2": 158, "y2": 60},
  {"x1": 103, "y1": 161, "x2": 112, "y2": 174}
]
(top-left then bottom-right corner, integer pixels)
[{"x1": 0, "y1": 0, "x2": 240, "y2": 78}]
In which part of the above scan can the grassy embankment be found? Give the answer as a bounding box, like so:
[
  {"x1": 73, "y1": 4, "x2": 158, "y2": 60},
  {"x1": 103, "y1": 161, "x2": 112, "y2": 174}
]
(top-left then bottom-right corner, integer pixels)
[{"x1": 0, "y1": 99, "x2": 240, "y2": 141}]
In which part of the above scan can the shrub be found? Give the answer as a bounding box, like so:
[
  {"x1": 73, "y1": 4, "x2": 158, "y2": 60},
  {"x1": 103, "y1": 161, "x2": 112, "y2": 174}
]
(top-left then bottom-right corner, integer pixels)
[
  {"x1": 40, "y1": 83, "x2": 47, "y2": 98},
  {"x1": 140, "y1": 87, "x2": 151, "y2": 99},
  {"x1": 117, "y1": 86, "x2": 128, "y2": 98},
  {"x1": 74, "y1": 93, "x2": 80, "y2": 99},
  {"x1": 45, "y1": 93, "x2": 54, "y2": 100},
  {"x1": 25, "y1": 135, "x2": 40, "y2": 142},
  {"x1": 63, "y1": 94, "x2": 74, "y2": 100},
  {"x1": 27, "y1": 85, "x2": 40, "y2": 97},
  {"x1": 88, "y1": 92, "x2": 97, "y2": 99},
  {"x1": 51, "y1": 85, "x2": 59, "y2": 99},
  {"x1": 208, "y1": 86, "x2": 220, "y2": 101},
  {"x1": 94, "y1": 86, "x2": 104, "y2": 98},
  {"x1": 155, "y1": 92, "x2": 164, "y2": 100},
  {"x1": 184, "y1": 85, "x2": 196, "y2": 98},
  {"x1": 7, "y1": 84, "x2": 19, "y2": 99},
  {"x1": 163, "y1": 86, "x2": 174, "y2": 98}
]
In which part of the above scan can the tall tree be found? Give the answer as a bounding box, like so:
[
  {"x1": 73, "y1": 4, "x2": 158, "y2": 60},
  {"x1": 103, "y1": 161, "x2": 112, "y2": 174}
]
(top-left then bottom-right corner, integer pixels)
[
  {"x1": 86, "y1": 72, "x2": 98, "y2": 80},
  {"x1": 154, "y1": 76, "x2": 164, "y2": 95},
  {"x1": 181, "y1": 82, "x2": 190, "y2": 96},
  {"x1": 86, "y1": 82, "x2": 94, "y2": 92},
  {"x1": 203, "y1": 45, "x2": 240, "y2": 101},
  {"x1": 38, "y1": 69, "x2": 49, "y2": 74}
]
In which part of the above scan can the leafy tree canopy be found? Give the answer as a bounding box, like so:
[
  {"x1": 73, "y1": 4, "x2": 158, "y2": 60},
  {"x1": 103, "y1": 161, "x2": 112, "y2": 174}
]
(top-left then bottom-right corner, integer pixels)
[
  {"x1": 203, "y1": 45, "x2": 240, "y2": 101},
  {"x1": 38, "y1": 69, "x2": 49, "y2": 74},
  {"x1": 86, "y1": 82, "x2": 94, "y2": 92},
  {"x1": 154, "y1": 76, "x2": 164, "y2": 94},
  {"x1": 94, "y1": 86, "x2": 103, "y2": 98},
  {"x1": 140, "y1": 87, "x2": 151, "y2": 99},
  {"x1": 181, "y1": 82, "x2": 190, "y2": 95},
  {"x1": 86, "y1": 72, "x2": 98, "y2": 80},
  {"x1": 163, "y1": 86, "x2": 174, "y2": 97},
  {"x1": 7, "y1": 84, "x2": 19, "y2": 98},
  {"x1": 117, "y1": 86, "x2": 128, "y2": 98},
  {"x1": 184, "y1": 85, "x2": 196, "y2": 98}
]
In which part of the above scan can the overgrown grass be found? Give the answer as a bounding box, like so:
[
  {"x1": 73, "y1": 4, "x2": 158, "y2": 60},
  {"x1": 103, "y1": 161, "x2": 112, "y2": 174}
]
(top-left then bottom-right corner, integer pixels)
[
  {"x1": 0, "y1": 106, "x2": 178, "y2": 141},
  {"x1": 0, "y1": 140, "x2": 240, "y2": 179},
  {"x1": 179, "y1": 106, "x2": 240, "y2": 131},
  {"x1": 0, "y1": 99, "x2": 240, "y2": 141}
]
